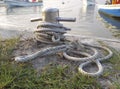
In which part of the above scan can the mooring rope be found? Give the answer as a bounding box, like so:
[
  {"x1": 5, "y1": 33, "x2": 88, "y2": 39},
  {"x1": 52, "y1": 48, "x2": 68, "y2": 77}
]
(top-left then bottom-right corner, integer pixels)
[
  {"x1": 34, "y1": 22, "x2": 70, "y2": 44},
  {"x1": 63, "y1": 47, "x2": 99, "y2": 61},
  {"x1": 15, "y1": 44, "x2": 71, "y2": 62},
  {"x1": 63, "y1": 43, "x2": 113, "y2": 76},
  {"x1": 14, "y1": 22, "x2": 114, "y2": 77}
]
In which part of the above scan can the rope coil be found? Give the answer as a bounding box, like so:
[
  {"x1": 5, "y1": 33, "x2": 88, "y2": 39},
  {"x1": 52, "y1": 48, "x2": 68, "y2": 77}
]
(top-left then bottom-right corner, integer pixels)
[
  {"x1": 63, "y1": 43, "x2": 113, "y2": 76},
  {"x1": 34, "y1": 22, "x2": 70, "y2": 44},
  {"x1": 14, "y1": 22, "x2": 114, "y2": 77}
]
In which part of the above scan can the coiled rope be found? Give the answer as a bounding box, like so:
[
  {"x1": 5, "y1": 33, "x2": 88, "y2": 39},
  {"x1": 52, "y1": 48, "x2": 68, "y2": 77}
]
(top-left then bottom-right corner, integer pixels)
[
  {"x1": 15, "y1": 22, "x2": 114, "y2": 77},
  {"x1": 34, "y1": 22, "x2": 70, "y2": 44},
  {"x1": 63, "y1": 43, "x2": 113, "y2": 76}
]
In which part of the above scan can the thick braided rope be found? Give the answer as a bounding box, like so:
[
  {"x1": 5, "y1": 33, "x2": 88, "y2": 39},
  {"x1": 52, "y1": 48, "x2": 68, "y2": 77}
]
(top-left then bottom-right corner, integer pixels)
[
  {"x1": 82, "y1": 44, "x2": 113, "y2": 61},
  {"x1": 78, "y1": 45, "x2": 113, "y2": 76},
  {"x1": 37, "y1": 22, "x2": 70, "y2": 30},
  {"x1": 78, "y1": 60, "x2": 103, "y2": 77},
  {"x1": 34, "y1": 22, "x2": 70, "y2": 44},
  {"x1": 15, "y1": 38, "x2": 113, "y2": 76},
  {"x1": 63, "y1": 47, "x2": 99, "y2": 61},
  {"x1": 15, "y1": 45, "x2": 70, "y2": 62},
  {"x1": 15, "y1": 20, "x2": 114, "y2": 76},
  {"x1": 63, "y1": 43, "x2": 113, "y2": 76}
]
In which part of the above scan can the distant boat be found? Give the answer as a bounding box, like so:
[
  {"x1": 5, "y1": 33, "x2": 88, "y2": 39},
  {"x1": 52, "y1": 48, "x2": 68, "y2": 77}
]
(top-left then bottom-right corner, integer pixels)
[
  {"x1": 83, "y1": 0, "x2": 95, "y2": 6},
  {"x1": 97, "y1": 4, "x2": 120, "y2": 17},
  {"x1": 4, "y1": 0, "x2": 43, "y2": 7},
  {"x1": 0, "y1": 0, "x2": 4, "y2": 4}
]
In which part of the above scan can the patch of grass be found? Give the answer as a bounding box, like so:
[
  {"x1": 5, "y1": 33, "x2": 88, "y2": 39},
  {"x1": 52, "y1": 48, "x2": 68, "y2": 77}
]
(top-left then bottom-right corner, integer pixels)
[
  {"x1": 95, "y1": 41, "x2": 120, "y2": 88},
  {"x1": 113, "y1": 82, "x2": 120, "y2": 89},
  {"x1": 0, "y1": 38, "x2": 19, "y2": 89},
  {"x1": 0, "y1": 38, "x2": 19, "y2": 60},
  {"x1": 108, "y1": 50, "x2": 120, "y2": 88},
  {"x1": 101, "y1": 47, "x2": 120, "y2": 77},
  {"x1": 38, "y1": 64, "x2": 101, "y2": 89},
  {"x1": 111, "y1": 30, "x2": 120, "y2": 39},
  {"x1": 0, "y1": 38, "x2": 38, "y2": 89},
  {"x1": 101, "y1": 48, "x2": 120, "y2": 88},
  {"x1": 0, "y1": 38, "x2": 101, "y2": 89},
  {"x1": 0, "y1": 63, "x2": 101, "y2": 89},
  {"x1": 109, "y1": 49, "x2": 120, "y2": 71}
]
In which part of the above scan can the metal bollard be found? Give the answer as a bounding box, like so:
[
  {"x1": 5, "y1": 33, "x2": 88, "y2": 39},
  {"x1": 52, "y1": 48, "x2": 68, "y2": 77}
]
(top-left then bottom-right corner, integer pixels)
[
  {"x1": 57, "y1": 17, "x2": 76, "y2": 22},
  {"x1": 42, "y1": 8, "x2": 59, "y2": 23},
  {"x1": 30, "y1": 17, "x2": 42, "y2": 22},
  {"x1": 31, "y1": 8, "x2": 76, "y2": 23},
  {"x1": 31, "y1": 8, "x2": 76, "y2": 44}
]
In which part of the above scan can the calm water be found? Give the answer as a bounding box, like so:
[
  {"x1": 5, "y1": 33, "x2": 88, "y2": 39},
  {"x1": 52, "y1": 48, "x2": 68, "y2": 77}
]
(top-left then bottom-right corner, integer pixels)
[{"x1": 0, "y1": 1, "x2": 120, "y2": 39}]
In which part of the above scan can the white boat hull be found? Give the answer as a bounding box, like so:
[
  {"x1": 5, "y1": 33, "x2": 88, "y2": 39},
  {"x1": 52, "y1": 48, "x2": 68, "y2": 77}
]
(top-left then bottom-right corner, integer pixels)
[
  {"x1": 5, "y1": 0, "x2": 42, "y2": 7},
  {"x1": 97, "y1": 4, "x2": 120, "y2": 9},
  {"x1": 83, "y1": 0, "x2": 95, "y2": 6}
]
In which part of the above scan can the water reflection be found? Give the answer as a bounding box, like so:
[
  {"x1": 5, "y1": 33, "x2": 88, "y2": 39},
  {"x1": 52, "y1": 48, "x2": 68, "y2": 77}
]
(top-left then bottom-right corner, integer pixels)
[
  {"x1": 0, "y1": 7, "x2": 7, "y2": 15},
  {"x1": 78, "y1": 5, "x2": 95, "y2": 22},
  {"x1": 98, "y1": 11, "x2": 120, "y2": 29}
]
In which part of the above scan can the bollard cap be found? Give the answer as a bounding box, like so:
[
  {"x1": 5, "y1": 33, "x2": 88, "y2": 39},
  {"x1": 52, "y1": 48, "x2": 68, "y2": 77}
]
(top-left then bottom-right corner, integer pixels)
[{"x1": 42, "y1": 8, "x2": 59, "y2": 12}]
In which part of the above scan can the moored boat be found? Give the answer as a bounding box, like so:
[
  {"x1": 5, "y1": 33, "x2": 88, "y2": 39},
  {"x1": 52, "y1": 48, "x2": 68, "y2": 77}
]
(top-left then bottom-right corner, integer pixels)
[
  {"x1": 99, "y1": 10, "x2": 120, "y2": 28},
  {"x1": 0, "y1": 0, "x2": 4, "y2": 4},
  {"x1": 83, "y1": 0, "x2": 95, "y2": 6},
  {"x1": 97, "y1": 4, "x2": 120, "y2": 17},
  {"x1": 4, "y1": 0, "x2": 43, "y2": 7}
]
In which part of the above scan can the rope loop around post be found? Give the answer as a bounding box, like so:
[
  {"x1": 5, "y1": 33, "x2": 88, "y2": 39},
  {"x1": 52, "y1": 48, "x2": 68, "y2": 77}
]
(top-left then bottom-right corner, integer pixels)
[
  {"x1": 14, "y1": 7, "x2": 115, "y2": 77},
  {"x1": 34, "y1": 22, "x2": 70, "y2": 44}
]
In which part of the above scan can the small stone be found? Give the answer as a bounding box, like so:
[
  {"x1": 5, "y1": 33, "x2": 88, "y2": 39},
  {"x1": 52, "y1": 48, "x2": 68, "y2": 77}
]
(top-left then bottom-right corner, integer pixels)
[{"x1": 100, "y1": 80, "x2": 115, "y2": 89}]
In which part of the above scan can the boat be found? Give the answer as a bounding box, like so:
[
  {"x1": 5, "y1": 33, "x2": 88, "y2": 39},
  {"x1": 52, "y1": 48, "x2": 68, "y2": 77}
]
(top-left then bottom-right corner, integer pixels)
[
  {"x1": 99, "y1": 11, "x2": 120, "y2": 28},
  {"x1": 0, "y1": 0, "x2": 4, "y2": 4},
  {"x1": 97, "y1": 4, "x2": 120, "y2": 17},
  {"x1": 4, "y1": 0, "x2": 43, "y2": 7},
  {"x1": 0, "y1": 0, "x2": 7, "y2": 7},
  {"x1": 83, "y1": 0, "x2": 95, "y2": 6}
]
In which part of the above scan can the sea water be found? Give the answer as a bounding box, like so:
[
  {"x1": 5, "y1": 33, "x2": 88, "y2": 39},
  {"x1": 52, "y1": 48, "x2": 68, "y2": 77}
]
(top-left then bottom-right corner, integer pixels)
[{"x1": 0, "y1": 0, "x2": 120, "y2": 39}]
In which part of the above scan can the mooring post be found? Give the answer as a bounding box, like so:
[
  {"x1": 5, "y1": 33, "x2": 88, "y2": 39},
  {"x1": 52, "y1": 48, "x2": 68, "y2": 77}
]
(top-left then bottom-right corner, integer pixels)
[
  {"x1": 31, "y1": 7, "x2": 76, "y2": 44},
  {"x1": 42, "y1": 8, "x2": 59, "y2": 23},
  {"x1": 31, "y1": 8, "x2": 59, "y2": 23},
  {"x1": 31, "y1": 8, "x2": 76, "y2": 23}
]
